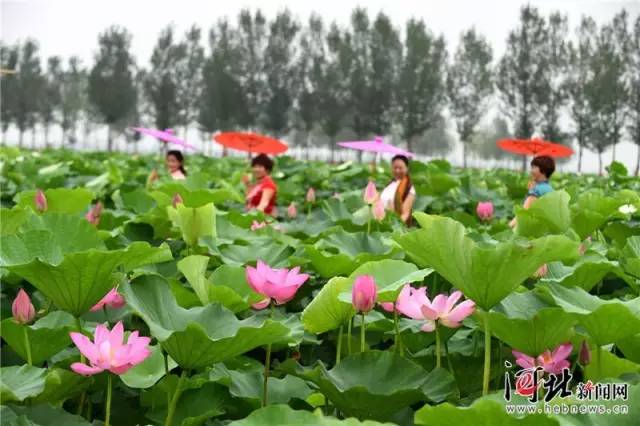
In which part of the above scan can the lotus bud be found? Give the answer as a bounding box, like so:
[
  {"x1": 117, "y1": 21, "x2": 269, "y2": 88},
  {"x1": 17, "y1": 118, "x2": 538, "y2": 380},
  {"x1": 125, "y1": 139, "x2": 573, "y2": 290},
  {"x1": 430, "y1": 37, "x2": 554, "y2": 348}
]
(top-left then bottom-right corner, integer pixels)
[
  {"x1": 476, "y1": 201, "x2": 494, "y2": 221},
  {"x1": 373, "y1": 199, "x2": 385, "y2": 222},
  {"x1": 287, "y1": 202, "x2": 297, "y2": 218},
  {"x1": 12, "y1": 289, "x2": 36, "y2": 324},
  {"x1": 172, "y1": 193, "x2": 184, "y2": 208},
  {"x1": 306, "y1": 187, "x2": 316, "y2": 203},
  {"x1": 352, "y1": 275, "x2": 377, "y2": 313},
  {"x1": 363, "y1": 181, "x2": 378, "y2": 205},
  {"x1": 34, "y1": 189, "x2": 47, "y2": 212}
]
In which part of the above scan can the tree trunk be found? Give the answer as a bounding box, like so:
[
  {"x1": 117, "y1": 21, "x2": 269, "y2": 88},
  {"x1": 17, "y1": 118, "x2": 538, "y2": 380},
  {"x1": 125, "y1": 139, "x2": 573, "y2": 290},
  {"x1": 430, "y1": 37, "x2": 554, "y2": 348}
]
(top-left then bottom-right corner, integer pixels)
[
  {"x1": 612, "y1": 143, "x2": 616, "y2": 163},
  {"x1": 577, "y1": 144, "x2": 583, "y2": 173},
  {"x1": 44, "y1": 125, "x2": 50, "y2": 148},
  {"x1": 635, "y1": 144, "x2": 640, "y2": 176},
  {"x1": 18, "y1": 130, "x2": 23, "y2": 148},
  {"x1": 107, "y1": 125, "x2": 113, "y2": 152},
  {"x1": 521, "y1": 155, "x2": 527, "y2": 172},
  {"x1": 462, "y1": 142, "x2": 467, "y2": 169},
  {"x1": 31, "y1": 128, "x2": 36, "y2": 149},
  {"x1": 598, "y1": 151, "x2": 603, "y2": 176},
  {"x1": 306, "y1": 134, "x2": 311, "y2": 161}
]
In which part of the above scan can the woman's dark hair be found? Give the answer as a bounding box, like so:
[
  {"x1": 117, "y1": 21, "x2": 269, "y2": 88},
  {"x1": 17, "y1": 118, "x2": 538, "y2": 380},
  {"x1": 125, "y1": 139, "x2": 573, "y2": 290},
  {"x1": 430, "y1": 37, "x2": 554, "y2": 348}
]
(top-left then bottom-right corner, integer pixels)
[
  {"x1": 167, "y1": 150, "x2": 187, "y2": 175},
  {"x1": 531, "y1": 155, "x2": 555, "y2": 178},
  {"x1": 251, "y1": 154, "x2": 274, "y2": 173},
  {"x1": 391, "y1": 155, "x2": 410, "y2": 166}
]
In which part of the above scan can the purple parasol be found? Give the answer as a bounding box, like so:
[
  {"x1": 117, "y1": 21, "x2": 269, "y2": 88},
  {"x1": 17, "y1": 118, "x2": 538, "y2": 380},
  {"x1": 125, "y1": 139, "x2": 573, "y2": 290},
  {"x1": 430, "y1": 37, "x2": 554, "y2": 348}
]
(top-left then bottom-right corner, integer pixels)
[
  {"x1": 132, "y1": 127, "x2": 198, "y2": 151},
  {"x1": 337, "y1": 136, "x2": 414, "y2": 157}
]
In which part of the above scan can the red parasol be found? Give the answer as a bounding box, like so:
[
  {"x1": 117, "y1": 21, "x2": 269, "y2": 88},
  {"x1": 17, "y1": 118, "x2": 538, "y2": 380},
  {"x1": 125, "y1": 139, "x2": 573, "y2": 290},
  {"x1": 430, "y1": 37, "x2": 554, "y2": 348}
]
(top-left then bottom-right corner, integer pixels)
[
  {"x1": 213, "y1": 132, "x2": 288, "y2": 155},
  {"x1": 497, "y1": 137, "x2": 573, "y2": 158}
]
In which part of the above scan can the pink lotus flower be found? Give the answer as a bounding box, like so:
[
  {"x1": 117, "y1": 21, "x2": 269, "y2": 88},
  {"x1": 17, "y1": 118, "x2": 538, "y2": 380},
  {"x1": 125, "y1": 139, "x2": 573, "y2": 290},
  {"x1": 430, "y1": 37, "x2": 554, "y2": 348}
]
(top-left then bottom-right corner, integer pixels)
[
  {"x1": 363, "y1": 181, "x2": 378, "y2": 204},
  {"x1": 476, "y1": 201, "x2": 494, "y2": 221},
  {"x1": 172, "y1": 193, "x2": 184, "y2": 208},
  {"x1": 12, "y1": 289, "x2": 36, "y2": 324},
  {"x1": 69, "y1": 321, "x2": 151, "y2": 376},
  {"x1": 34, "y1": 189, "x2": 47, "y2": 212},
  {"x1": 85, "y1": 202, "x2": 103, "y2": 226},
  {"x1": 245, "y1": 260, "x2": 310, "y2": 309},
  {"x1": 352, "y1": 275, "x2": 377, "y2": 313},
  {"x1": 512, "y1": 343, "x2": 573, "y2": 375},
  {"x1": 251, "y1": 220, "x2": 267, "y2": 231},
  {"x1": 287, "y1": 202, "x2": 297, "y2": 218},
  {"x1": 373, "y1": 199, "x2": 385, "y2": 222},
  {"x1": 396, "y1": 285, "x2": 475, "y2": 331},
  {"x1": 90, "y1": 288, "x2": 126, "y2": 312},
  {"x1": 379, "y1": 302, "x2": 395, "y2": 312},
  {"x1": 306, "y1": 187, "x2": 316, "y2": 203}
]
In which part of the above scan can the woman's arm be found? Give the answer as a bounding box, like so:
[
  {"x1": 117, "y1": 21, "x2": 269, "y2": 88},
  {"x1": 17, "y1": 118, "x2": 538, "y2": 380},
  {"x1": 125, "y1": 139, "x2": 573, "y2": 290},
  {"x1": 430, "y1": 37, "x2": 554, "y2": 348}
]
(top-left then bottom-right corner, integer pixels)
[
  {"x1": 400, "y1": 194, "x2": 416, "y2": 223},
  {"x1": 509, "y1": 195, "x2": 538, "y2": 228},
  {"x1": 256, "y1": 188, "x2": 274, "y2": 212}
]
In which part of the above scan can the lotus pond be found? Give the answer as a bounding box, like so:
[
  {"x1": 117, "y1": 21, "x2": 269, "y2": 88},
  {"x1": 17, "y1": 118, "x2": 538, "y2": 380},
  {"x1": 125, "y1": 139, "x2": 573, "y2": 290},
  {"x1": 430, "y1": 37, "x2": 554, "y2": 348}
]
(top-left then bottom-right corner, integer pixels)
[{"x1": 1, "y1": 147, "x2": 640, "y2": 426}]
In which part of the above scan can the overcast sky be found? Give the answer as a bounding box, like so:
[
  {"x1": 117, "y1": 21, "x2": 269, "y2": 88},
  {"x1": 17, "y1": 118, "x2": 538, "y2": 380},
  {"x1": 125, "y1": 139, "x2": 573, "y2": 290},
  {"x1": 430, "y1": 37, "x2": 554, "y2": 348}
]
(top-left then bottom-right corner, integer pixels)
[{"x1": 1, "y1": 0, "x2": 639, "y2": 172}]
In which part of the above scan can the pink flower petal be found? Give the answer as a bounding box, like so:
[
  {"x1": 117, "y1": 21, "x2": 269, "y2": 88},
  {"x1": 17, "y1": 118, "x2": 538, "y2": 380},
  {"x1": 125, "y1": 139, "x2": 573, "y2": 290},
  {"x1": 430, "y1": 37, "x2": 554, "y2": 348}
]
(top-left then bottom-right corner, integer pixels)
[
  {"x1": 246, "y1": 266, "x2": 266, "y2": 295},
  {"x1": 420, "y1": 320, "x2": 436, "y2": 332},
  {"x1": 551, "y1": 343, "x2": 573, "y2": 363},
  {"x1": 431, "y1": 294, "x2": 448, "y2": 316},
  {"x1": 445, "y1": 291, "x2": 462, "y2": 312},
  {"x1": 69, "y1": 332, "x2": 99, "y2": 364},
  {"x1": 71, "y1": 362, "x2": 104, "y2": 376},
  {"x1": 108, "y1": 321, "x2": 125, "y2": 349},
  {"x1": 512, "y1": 350, "x2": 536, "y2": 369},
  {"x1": 251, "y1": 298, "x2": 270, "y2": 310},
  {"x1": 444, "y1": 300, "x2": 476, "y2": 323},
  {"x1": 94, "y1": 323, "x2": 110, "y2": 345}
]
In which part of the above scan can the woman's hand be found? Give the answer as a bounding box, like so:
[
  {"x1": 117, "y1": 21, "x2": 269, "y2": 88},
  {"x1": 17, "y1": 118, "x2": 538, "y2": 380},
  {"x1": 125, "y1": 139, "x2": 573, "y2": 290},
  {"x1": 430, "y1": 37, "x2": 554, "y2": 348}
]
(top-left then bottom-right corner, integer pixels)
[{"x1": 241, "y1": 174, "x2": 250, "y2": 187}]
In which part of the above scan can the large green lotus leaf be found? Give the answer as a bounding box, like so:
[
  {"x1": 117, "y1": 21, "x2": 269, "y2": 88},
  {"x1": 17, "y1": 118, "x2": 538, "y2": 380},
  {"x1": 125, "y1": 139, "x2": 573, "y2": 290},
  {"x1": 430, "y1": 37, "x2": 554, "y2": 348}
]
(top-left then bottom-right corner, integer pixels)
[
  {"x1": 604, "y1": 221, "x2": 640, "y2": 250},
  {"x1": 207, "y1": 239, "x2": 294, "y2": 267},
  {"x1": 0, "y1": 365, "x2": 46, "y2": 403},
  {"x1": 621, "y1": 236, "x2": 640, "y2": 279},
  {"x1": 0, "y1": 214, "x2": 105, "y2": 267},
  {"x1": 339, "y1": 260, "x2": 433, "y2": 303},
  {"x1": 113, "y1": 187, "x2": 156, "y2": 214},
  {"x1": 0, "y1": 311, "x2": 76, "y2": 365},
  {"x1": 152, "y1": 182, "x2": 242, "y2": 207},
  {"x1": 617, "y1": 333, "x2": 640, "y2": 363},
  {"x1": 31, "y1": 368, "x2": 89, "y2": 405},
  {"x1": 227, "y1": 369, "x2": 312, "y2": 405},
  {"x1": 9, "y1": 243, "x2": 172, "y2": 316},
  {"x1": 395, "y1": 214, "x2": 579, "y2": 310},
  {"x1": 122, "y1": 274, "x2": 292, "y2": 369},
  {"x1": 228, "y1": 405, "x2": 395, "y2": 426},
  {"x1": 414, "y1": 398, "x2": 558, "y2": 426},
  {"x1": 0, "y1": 404, "x2": 91, "y2": 426},
  {"x1": 120, "y1": 345, "x2": 177, "y2": 389},
  {"x1": 304, "y1": 245, "x2": 360, "y2": 278},
  {"x1": 177, "y1": 256, "x2": 262, "y2": 311},
  {"x1": 302, "y1": 277, "x2": 356, "y2": 334},
  {"x1": 283, "y1": 351, "x2": 454, "y2": 421},
  {"x1": 570, "y1": 191, "x2": 628, "y2": 239},
  {"x1": 514, "y1": 190, "x2": 571, "y2": 238},
  {"x1": 541, "y1": 254, "x2": 620, "y2": 291},
  {"x1": 167, "y1": 202, "x2": 216, "y2": 246},
  {"x1": 485, "y1": 308, "x2": 576, "y2": 356},
  {"x1": 414, "y1": 166, "x2": 460, "y2": 196},
  {"x1": 584, "y1": 346, "x2": 640, "y2": 381},
  {"x1": 15, "y1": 188, "x2": 94, "y2": 214},
  {"x1": 0, "y1": 206, "x2": 30, "y2": 235},
  {"x1": 536, "y1": 282, "x2": 640, "y2": 345},
  {"x1": 320, "y1": 230, "x2": 392, "y2": 259},
  {"x1": 146, "y1": 382, "x2": 228, "y2": 426}
]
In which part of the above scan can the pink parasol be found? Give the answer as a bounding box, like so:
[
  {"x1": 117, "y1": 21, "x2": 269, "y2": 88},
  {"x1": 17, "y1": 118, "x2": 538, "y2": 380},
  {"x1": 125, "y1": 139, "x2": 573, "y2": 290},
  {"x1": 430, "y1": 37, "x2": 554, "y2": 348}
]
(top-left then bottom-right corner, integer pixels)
[
  {"x1": 337, "y1": 136, "x2": 414, "y2": 157},
  {"x1": 132, "y1": 127, "x2": 198, "y2": 151}
]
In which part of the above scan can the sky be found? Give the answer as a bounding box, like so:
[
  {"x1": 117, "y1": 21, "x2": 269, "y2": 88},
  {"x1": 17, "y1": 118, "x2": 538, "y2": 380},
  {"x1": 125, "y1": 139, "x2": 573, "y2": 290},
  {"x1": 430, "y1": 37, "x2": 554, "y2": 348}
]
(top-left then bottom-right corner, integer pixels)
[{"x1": 1, "y1": 0, "x2": 639, "y2": 173}]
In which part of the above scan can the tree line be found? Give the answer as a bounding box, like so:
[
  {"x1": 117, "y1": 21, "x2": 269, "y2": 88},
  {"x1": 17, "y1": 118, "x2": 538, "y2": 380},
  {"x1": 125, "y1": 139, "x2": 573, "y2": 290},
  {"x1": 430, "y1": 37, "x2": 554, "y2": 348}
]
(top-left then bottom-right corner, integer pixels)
[{"x1": 1, "y1": 5, "x2": 639, "y2": 174}]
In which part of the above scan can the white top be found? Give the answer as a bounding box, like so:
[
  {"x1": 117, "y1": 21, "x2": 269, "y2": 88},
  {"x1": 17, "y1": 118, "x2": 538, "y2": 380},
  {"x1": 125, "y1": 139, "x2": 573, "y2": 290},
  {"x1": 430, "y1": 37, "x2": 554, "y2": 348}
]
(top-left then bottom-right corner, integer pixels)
[
  {"x1": 171, "y1": 170, "x2": 186, "y2": 180},
  {"x1": 380, "y1": 180, "x2": 416, "y2": 210}
]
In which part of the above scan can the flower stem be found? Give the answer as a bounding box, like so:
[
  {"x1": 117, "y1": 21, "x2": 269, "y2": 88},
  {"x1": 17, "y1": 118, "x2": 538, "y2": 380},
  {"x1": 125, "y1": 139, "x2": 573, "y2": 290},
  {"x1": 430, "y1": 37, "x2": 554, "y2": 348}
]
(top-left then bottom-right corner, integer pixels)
[
  {"x1": 165, "y1": 370, "x2": 187, "y2": 426},
  {"x1": 367, "y1": 206, "x2": 372, "y2": 235},
  {"x1": 336, "y1": 326, "x2": 343, "y2": 365},
  {"x1": 444, "y1": 339, "x2": 454, "y2": 376},
  {"x1": 393, "y1": 308, "x2": 404, "y2": 357},
  {"x1": 164, "y1": 348, "x2": 171, "y2": 407},
  {"x1": 105, "y1": 374, "x2": 112, "y2": 426},
  {"x1": 103, "y1": 305, "x2": 109, "y2": 324},
  {"x1": 482, "y1": 318, "x2": 491, "y2": 396},
  {"x1": 75, "y1": 317, "x2": 85, "y2": 363},
  {"x1": 262, "y1": 343, "x2": 272, "y2": 407},
  {"x1": 347, "y1": 317, "x2": 352, "y2": 355},
  {"x1": 22, "y1": 327, "x2": 32, "y2": 366},
  {"x1": 435, "y1": 324, "x2": 442, "y2": 368},
  {"x1": 360, "y1": 313, "x2": 366, "y2": 352}
]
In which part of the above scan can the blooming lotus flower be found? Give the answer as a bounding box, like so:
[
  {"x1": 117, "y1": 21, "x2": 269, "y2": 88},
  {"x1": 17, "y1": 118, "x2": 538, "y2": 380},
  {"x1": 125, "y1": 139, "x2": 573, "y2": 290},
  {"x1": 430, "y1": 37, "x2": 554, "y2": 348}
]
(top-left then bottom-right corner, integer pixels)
[
  {"x1": 476, "y1": 201, "x2": 494, "y2": 221},
  {"x1": 512, "y1": 343, "x2": 573, "y2": 375},
  {"x1": 579, "y1": 340, "x2": 591, "y2": 366},
  {"x1": 69, "y1": 321, "x2": 151, "y2": 376},
  {"x1": 287, "y1": 202, "x2": 297, "y2": 218},
  {"x1": 85, "y1": 202, "x2": 103, "y2": 226},
  {"x1": 306, "y1": 187, "x2": 316, "y2": 203},
  {"x1": 397, "y1": 285, "x2": 476, "y2": 331},
  {"x1": 34, "y1": 189, "x2": 47, "y2": 212},
  {"x1": 12, "y1": 289, "x2": 36, "y2": 324},
  {"x1": 352, "y1": 275, "x2": 377, "y2": 313},
  {"x1": 90, "y1": 288, "x2": 126, "y2": 312},
  {"x1": 245, "y1": 260, "x2": 310, "y2": 308},
  {"x1": 619, "y1": 204, "x2": 637, "y2": 215},
  {"x1": 172, "y1": 193, "x2": 184, "y2": 208},
  {"x1": 363, "y1": 181, "x2": 378, "y2": 204},
  {"x1": 373, "y1": 199, "x2": 385, "y2": 222},
  {"x1": 251, "y1": 220, "x2": 267, "y2": 231}
]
